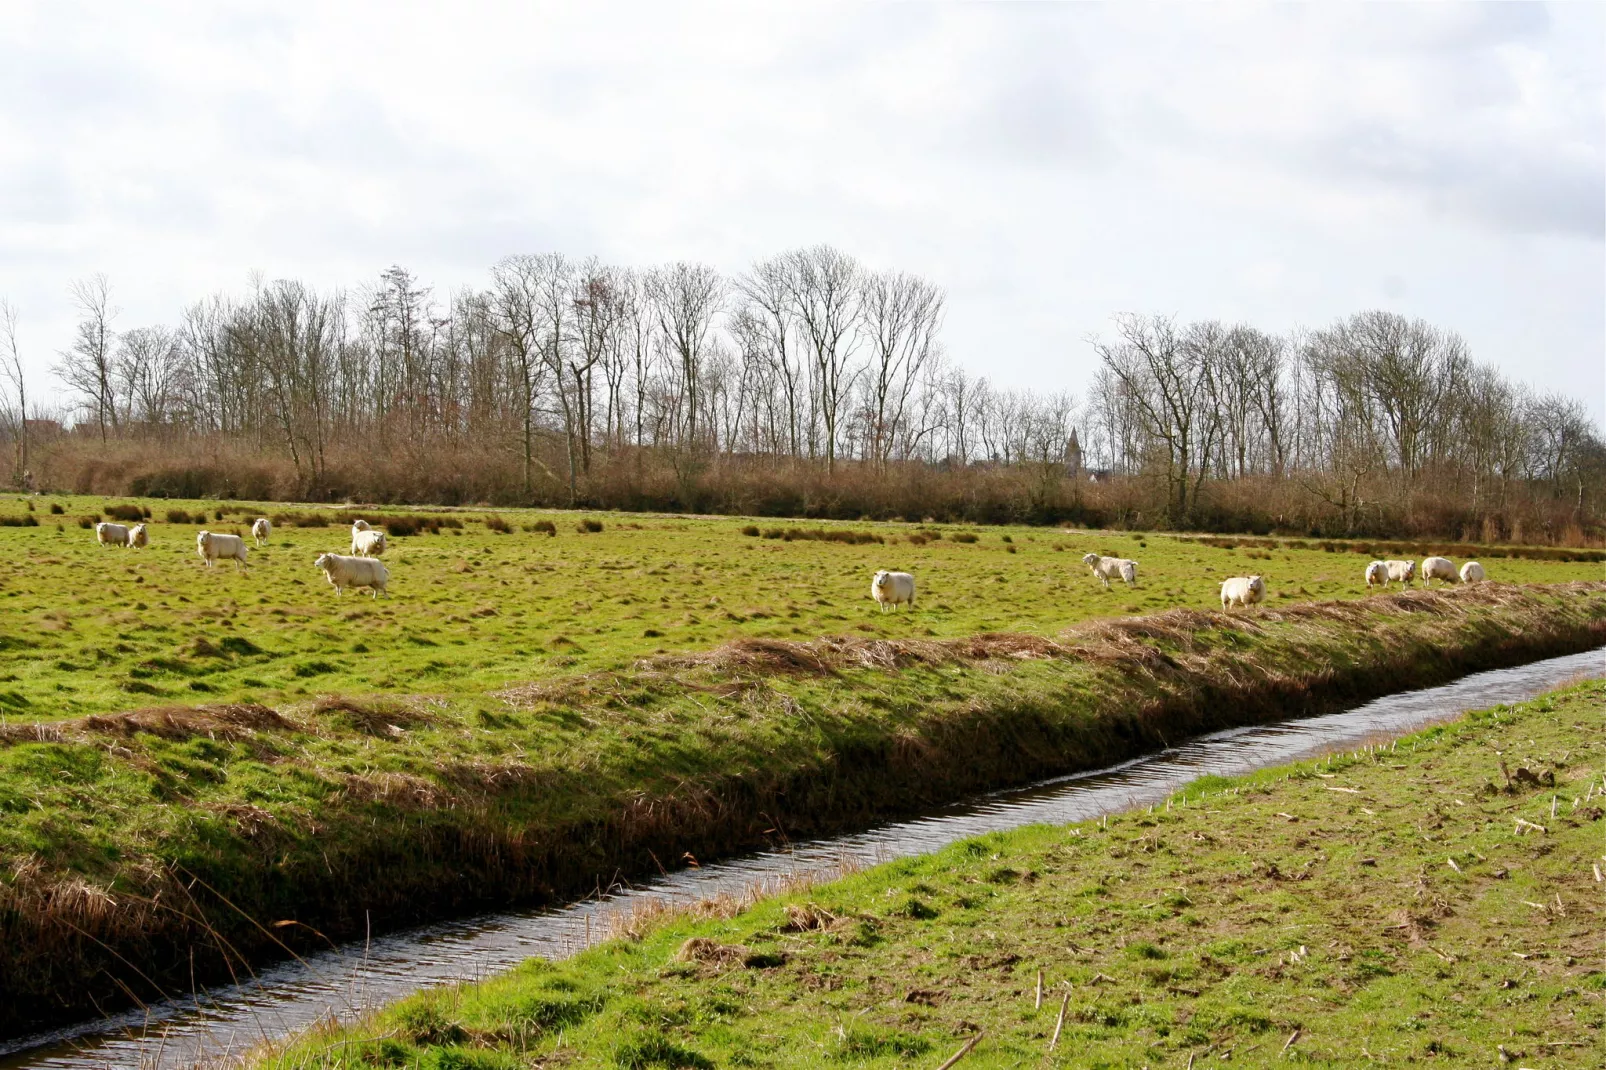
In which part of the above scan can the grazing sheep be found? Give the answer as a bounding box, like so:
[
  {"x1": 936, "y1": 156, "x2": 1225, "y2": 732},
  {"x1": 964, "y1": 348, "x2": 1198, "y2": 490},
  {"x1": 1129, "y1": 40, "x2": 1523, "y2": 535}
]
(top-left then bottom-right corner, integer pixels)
[
  {"x1": 1420, "y1": 556, "x2": 1457, "y2": 586},
  {"x1": 95, "y1": 521, "x2": 131, "y2": 548},
  {"x1": 315, "y1": 552, "x2": 389, "y2": 598},
  {"x1": 1364, "y1": 560, "x2": 1388, "y2": 589},
  {"x1": 196, "y1": 530, "x2": 249, "y2": 570},
  {"x1": 1459, "y1": 561, "x2": 1486, "y2": 584},
  {"x1": 870, "y1": 569, "x2": 916, "y2": 612},
  {"x1": 252, "y1": 517, "x2": 272, "y2": 546},
  {"x1": 1082, "y1": 552, "x2": 1138, "y2": 589},
  {"x1": 1383, "y1": 560, "x2": 1416, "y2": 587},
  {"x1": 1220, "y1": 574, "x2": 1266, "y2": 609},
  {"x1": 128, "y1": 523, "x2": 148, "y2": 549},
  {"x1": 351, "y1": 528, "x2": 388, "y2": 556}
]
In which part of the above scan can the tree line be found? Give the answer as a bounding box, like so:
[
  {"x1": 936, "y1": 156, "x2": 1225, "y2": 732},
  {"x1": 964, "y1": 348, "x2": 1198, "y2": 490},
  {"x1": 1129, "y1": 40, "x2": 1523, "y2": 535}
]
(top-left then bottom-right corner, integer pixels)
[{"x1": 1, "y1": 246, "x2": 1601, "y2": 541}]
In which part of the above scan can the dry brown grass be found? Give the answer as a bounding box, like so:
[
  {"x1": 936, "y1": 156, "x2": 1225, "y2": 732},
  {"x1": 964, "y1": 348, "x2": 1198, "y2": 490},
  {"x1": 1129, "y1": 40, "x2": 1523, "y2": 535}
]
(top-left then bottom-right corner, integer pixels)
[
  {"x1": 306, "y1": 695, "x2": 438, "y2": 736},
  {"x1": 0, "y1": 702, "x2": 295, "y2": 747},
  {"x1": 629, "y1": 583, "x2": 1598, "y2": 686}
]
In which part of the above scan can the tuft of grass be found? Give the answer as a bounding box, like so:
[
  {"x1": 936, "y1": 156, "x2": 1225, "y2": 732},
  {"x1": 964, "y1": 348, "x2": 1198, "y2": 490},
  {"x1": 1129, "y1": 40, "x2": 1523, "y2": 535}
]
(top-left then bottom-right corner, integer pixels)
[{"x1": 104, "y1": 503, "x2": 146, "y2": 522}]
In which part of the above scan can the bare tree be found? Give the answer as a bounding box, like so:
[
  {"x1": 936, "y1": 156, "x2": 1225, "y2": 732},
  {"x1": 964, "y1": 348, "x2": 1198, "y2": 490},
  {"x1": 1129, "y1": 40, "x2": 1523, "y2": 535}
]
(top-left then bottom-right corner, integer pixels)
[
  {"x1": 859, "y1": 269, "x2": 943, "y2": 468},
  {"x1": 570, "y1": 260, "x2": 621, "y2": 477},
  {"x1": 737, "y1": 255, "x2": 806, "y2": 459},
  {"x1": 490, "y1": 255, "x2": 552, "y2": 497},
  {"x1": 647, "y1": 261, "x2": 725, "y2": 451},
  {"x1": 0, "y1": 299, "x2": 28, "y2": 482},
  {"x1": 787, "y1": 245, "x2": 861, "y2": 471},
  {"x1": 115, "y1": 326, "x2": 183, "y2": 432},
  {"x1": 56, "y1": 274, "x2": 118, "y2": 442},
  {"x1": 1092, "y1": 314, "x2": 1216, "y2": 522},
  {"x1": 234, "y1": 281, "x2": 342, "y2": 487}
]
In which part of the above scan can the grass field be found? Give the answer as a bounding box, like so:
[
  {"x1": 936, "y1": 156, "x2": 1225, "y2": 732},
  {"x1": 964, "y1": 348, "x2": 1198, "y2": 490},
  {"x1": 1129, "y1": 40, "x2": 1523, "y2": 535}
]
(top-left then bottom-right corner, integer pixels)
[
  {"x1": 0, "y1": 494, "x2": 1597, "y2": 722},
  {"x1": 259, "y1": 680, "x2": 1606, "y2": 1070},
  {"x1": 1, "y1": 565, "x2": 1601, "y2": 1037}
]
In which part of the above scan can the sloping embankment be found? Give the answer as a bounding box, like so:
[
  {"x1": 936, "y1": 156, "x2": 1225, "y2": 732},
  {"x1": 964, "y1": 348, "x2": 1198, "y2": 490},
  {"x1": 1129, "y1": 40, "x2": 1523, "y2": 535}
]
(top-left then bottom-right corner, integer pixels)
[{"x1": 1, "y1": 582, "x2": 1603, "y2": 1038}]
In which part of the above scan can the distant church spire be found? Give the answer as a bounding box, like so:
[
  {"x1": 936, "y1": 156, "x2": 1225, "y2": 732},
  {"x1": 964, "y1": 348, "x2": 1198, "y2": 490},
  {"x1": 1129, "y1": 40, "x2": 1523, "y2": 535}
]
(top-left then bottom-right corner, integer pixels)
[{"x1": 1065, "y1": 427, "x2": 1083, "y2": 479}]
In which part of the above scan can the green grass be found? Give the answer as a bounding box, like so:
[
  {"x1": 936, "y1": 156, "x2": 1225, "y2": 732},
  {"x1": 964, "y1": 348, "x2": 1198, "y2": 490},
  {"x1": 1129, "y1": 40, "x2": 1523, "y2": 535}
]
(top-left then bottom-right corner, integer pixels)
[
  {"x1": 0, "y1": 494, "x2": 1594, "y2": 721},
  {"x1": 0, "y1": 491, "x2": 1601, "y2": 1037},
  {"x1": 260, "y1": 680, "x2": 1606, "y2": 1069}
]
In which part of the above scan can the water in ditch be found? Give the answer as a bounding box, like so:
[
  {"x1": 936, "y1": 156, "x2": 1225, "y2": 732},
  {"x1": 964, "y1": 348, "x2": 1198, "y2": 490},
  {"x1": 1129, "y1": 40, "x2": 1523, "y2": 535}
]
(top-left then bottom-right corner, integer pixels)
[{"x1": 4, "y1": 647, "x2": 1601, "y2": 1070}]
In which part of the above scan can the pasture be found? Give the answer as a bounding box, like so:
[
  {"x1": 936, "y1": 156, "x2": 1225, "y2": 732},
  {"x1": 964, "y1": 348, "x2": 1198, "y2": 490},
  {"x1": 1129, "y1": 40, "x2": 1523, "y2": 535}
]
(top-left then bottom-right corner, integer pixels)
[{"x1": 0, "y1": 495, "x2": 1595, "y2": 722}]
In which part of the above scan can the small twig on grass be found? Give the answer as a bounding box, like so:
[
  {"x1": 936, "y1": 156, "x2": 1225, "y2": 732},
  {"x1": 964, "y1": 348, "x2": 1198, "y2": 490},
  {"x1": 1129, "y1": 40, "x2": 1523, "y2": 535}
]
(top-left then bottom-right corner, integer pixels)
[
  {"x1": 934, "y1": 1031, "x2": 983, "y2": 1070},
  {"x1": 1034, "y1": 969, "x2": 1043, "y2": 1009},
  {"x1": 1514, "y1": 818, "x2": 1547, "y2": 834},
  {"x1": 1323, "y1": 785, "x2": 1361, "y2": 794},
  {"x1": 1280, "y1": 1028, "x2": 1301, "y2": 1055},
  {"x1": 1049, "y1": 988, "x2": 1071, "y2": 1051}
]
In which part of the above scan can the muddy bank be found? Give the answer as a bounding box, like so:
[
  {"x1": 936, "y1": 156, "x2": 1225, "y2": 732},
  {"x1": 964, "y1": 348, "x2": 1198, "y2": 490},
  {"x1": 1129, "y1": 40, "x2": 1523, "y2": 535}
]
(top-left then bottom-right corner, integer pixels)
[{"x1": 2, "y1": 583, "x2": 1603, "y2": 1038}]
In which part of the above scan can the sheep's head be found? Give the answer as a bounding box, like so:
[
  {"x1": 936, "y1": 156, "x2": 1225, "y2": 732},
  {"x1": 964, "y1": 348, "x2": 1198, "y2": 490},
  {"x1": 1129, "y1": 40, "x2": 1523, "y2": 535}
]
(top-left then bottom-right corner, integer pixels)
[
  {"x1": 872, "y1": 569, "x2": 890, "y2": 589},
  {"x1": 196, "y1": 530, "x2": 210, "y2": 543},
  {"x1": 314, "y1": 552, "x2": 333, "y2": 570},
  {"x1": 1081, "y1": 552, "x2": 1100, "y2": 566}
]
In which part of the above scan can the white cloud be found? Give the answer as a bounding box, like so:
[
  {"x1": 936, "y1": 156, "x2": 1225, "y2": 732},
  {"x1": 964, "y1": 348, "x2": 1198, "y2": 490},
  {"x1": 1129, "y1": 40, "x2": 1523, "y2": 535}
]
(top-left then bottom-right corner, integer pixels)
[{"x1": 0, "y1": 0, "x2": 1600, "y2": 422}]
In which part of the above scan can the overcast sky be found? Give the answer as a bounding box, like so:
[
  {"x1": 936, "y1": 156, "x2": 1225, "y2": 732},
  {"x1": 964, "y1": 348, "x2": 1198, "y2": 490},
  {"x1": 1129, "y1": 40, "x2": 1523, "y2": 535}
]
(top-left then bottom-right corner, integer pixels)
[{"x1": 2, "y1": 1, "x2": 1602, "y2": 423}]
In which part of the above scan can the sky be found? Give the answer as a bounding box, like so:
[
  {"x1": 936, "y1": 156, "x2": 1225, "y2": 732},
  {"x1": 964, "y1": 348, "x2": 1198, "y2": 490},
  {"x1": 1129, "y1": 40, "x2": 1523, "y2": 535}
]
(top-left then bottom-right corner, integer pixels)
[{"x1": 1, "y1": 1, "x2": 1602, "y2": 424}]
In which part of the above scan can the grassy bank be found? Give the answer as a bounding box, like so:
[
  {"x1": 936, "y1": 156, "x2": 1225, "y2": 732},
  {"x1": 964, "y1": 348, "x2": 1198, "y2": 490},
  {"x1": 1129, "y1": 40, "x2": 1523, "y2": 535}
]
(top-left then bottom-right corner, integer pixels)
[
  {"x1": 0, "y1": 582, "x2": 1602, "y2": 1038},
  {"x1": 261, "y1": 679, "x2": 1606, "y2": 1069},
  {"x1": 0, "y1": 494, "x2": 1597, "y2": 721}
]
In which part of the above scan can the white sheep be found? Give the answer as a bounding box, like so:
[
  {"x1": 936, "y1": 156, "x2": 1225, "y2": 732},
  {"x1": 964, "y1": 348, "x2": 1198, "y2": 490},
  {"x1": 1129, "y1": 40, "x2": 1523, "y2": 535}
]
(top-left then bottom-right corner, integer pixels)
[
  {"x1": 1364, "y1": 560, "x2": 1388, "y2": 589},
  {"x1": 351, "y1": 528, "x2": 388, "y2": 557},
  {"x1": 196, "y1": 530, "x2": 249, "y2": 570},
  {"x1": 95, "y1": 521, "x2": 131, "y2": 548},
  {"x1": 1220, "y1": 574, "x2": 1266, "y2": 609},
  {"x1": 1420, "y1": 556, "x2": 1457, "y2": 587},
  {"x1": 1383, "y1": 560, "x2": 1416, "y2": 587},
  {"x1": 870, "y1": 569, "x2": 916, "y2": 612},
  {"x1": 128, "y1": 523, "x2": 148, "y2": 549},
  {"x1": 1459, "y1": 561, "x2": 1486, "y2": 584},
  {"x1": 351, "y1": 518, "x2": 372, "y2": 533},
  {"x1": 315, "y1": 552, "x2": 389, "y2": 598},
  {"x1": 252, "y1": 517, "x2": 272, "y2": 546},
  {"x1": 1082, "y1": 552, "x2": 1138, "y2": 589}
]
